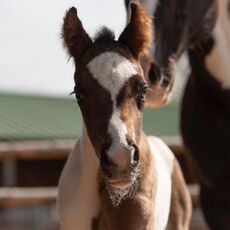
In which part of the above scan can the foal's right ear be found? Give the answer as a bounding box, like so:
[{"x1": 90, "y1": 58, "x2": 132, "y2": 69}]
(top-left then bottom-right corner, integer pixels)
[
  {"x1": 62, "y1": 7, "x2": 92, "y2": 63},
  {"x1": 119, "y1": 2, "x2": 152, "y2": 58}
]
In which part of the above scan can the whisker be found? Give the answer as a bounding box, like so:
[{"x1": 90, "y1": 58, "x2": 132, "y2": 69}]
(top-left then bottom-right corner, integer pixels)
[
  {"x1": 70, "y1": 91, "x2": 75, "y2": 96},
  {"x1": 103, "y1": 168, "x2": 142, "y2": 207}
]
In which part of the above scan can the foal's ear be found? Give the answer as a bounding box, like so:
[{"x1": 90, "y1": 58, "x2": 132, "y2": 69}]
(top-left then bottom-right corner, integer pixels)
[
  {"x1": 119, "y1": 2, "x2": 152, "y2": 58},
  {"x1": 62, "y1": 7, "x2": 92, "y2": 63}
]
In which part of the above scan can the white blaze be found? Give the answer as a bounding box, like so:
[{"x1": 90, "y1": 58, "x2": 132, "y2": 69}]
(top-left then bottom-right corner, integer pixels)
[{"x1": 87, "y1": 52, "x2": 138, "y2": 159}]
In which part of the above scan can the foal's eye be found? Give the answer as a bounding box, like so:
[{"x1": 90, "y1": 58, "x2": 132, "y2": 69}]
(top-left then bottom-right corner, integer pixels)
[
  {"x1": 136, "y1": 84, "x2": 148, "y2": 109},
  {"x1": 76, "y1": 93, "x2": 84, "y2": 104},
  {"x1": 71, "y1": 85, "x2": 84, "y2": 104}
]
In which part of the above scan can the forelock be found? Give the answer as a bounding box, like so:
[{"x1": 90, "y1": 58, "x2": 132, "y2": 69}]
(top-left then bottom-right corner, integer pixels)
[{"x1": 94, "y1": 27, "x2": 115, "y2": 44}]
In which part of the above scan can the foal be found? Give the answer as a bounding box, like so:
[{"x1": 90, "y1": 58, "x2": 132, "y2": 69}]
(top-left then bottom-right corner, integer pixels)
[{"x1": 58, "y1": 3, "x2": 191, "y2": 230}]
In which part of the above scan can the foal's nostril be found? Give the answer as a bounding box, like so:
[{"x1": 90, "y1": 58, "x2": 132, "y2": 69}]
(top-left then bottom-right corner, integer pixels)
[
  {"x1": 148, "y1": 63, "x2": 161, "y2": 84},
  {"x1": 130, "y1": 144, "x2": 140, "y2": 166},
  {"x1": 133, "y1": 146, "x2": 139, "y2": 162},
  {"x1": 162, "y1": 76, "x2": 170, "y2": 88},
  {"x1": 100, "y1": 142, "x2": 111, "y2": 166},
  {"x1": 127, "y1": 139, "x2": 140, "y2": 165},
  {"x1": 101, "y1": 150, "x2": 109, "y2": 166}
]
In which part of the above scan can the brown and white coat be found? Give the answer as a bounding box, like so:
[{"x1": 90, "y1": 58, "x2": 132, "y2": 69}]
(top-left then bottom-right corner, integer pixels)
[
  {"x1": 181, "y1": 0, "x2": 230, "y2": 228},
  {"x1": 126, "y1": 0, "x2": 230, "y2": 229},
  {"x1": 58, "y1": 3, "x2": 191, "y2": 230}
]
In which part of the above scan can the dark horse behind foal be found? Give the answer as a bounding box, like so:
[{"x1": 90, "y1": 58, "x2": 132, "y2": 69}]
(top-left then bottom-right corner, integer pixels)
[
  {"x1": 125, "y1": 0, "x2": 217, "y2": 108},
  {"x1": 125, "y1": 0, "x2": 230, "y2": 229},
  {"x1": 181, "y1": 0, "x2": 230, "y2": 229}
]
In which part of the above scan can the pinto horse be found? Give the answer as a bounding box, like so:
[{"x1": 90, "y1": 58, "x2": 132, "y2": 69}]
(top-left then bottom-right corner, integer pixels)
[
  {"x1": 58, "y1": 3, "x2": 191, "y2": 230},
  {"x1": 125, "y1": 0, "x2": 217, "y2": 107},
  {"x1": 181, "y1": 0, "x2": 230, "y2": 229},
  {"x1": 125, "y1": 0, "x2": 230, "y2": 229}
]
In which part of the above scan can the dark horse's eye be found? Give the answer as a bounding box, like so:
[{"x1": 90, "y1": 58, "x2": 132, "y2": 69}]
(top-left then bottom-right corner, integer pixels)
[{"x1": 136, "y1": 83, "x2": 148, "y2": 109}]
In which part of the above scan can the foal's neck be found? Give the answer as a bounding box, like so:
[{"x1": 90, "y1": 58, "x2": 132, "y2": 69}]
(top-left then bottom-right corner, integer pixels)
[{"x1": 80, "y1": 127, "x2": 156, "y2": 229}]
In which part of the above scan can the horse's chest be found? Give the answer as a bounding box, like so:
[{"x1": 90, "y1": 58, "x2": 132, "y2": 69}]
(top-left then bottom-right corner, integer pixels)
[{"x1": 98, "y1": 197, "x2": 154, "y2": 230}]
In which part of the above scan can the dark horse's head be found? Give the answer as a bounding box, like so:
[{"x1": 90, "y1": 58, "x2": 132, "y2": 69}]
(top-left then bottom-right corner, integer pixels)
[{"x1": 125, "y1": 0, "x2": 217, "y2": 107}]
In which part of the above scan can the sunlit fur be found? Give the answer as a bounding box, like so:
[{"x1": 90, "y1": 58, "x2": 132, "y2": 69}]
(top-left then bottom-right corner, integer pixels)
[{"x1": 119, "y1": 2, "x2": 153, "y2": 57}]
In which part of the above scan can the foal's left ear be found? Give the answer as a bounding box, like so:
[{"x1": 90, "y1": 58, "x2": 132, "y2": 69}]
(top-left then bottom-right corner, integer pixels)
[
  {"x1": 119, "y1": 2, "x2": 152, "y2": 58},
  {"x1": 62, "y1": 7, "x2": 92, "y2": 63}
]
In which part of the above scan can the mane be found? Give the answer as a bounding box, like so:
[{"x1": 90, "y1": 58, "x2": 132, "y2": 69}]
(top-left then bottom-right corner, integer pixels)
[{"x1": 94, "y1": 27, "x2": 115, "y2": 43}]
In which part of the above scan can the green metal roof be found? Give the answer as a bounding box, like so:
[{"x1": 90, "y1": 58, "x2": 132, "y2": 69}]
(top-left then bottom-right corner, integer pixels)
[{"x1": 0, "y1": 93, "x2": 180, "y2": 141}]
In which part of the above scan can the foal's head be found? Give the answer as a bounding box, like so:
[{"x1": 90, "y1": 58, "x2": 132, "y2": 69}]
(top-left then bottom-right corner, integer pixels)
[{"x1": 62, "y1": 3, "x2": 152, "y2": 195}]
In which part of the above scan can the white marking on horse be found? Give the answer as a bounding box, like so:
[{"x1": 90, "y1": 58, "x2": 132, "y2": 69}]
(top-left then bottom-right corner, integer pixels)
[
  {"x1": 108, "y1": 108, "x2": 129, "y2": 159},
  {"x1": 87, "y1": 52, "x2": 138, "y2": 160},
  {"x1": 206, "y1": 0, "x2": 230, "y2": 89},
  {"x1": 58, "y1": 126, "x2": 100, "y2": 230},
  {"x1": 147, "y1": 136, "x2": 174, "y2": 230},
  {"x1": 87, "y1": 52, "x2": 137, "y2": 101}
]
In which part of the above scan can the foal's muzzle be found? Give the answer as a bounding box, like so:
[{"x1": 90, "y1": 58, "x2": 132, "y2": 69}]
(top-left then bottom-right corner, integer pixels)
[{"x1": 100, "y1": 141, "x2": 140, "y2": 185}]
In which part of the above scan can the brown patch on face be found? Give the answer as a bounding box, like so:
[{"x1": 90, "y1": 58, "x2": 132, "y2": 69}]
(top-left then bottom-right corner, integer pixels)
[
  {"x1": 117, "y1": 75, "x2": 146, "y2": 145},
  {"x1": 167, "y1": 159, "x2": 192, "y2": 229},
  {"x1": 119, "y1": 2, "x2": 153, "y2": 58},
  {"x1": 74, "y1": 66, "x2": 113, "y2": 155}
]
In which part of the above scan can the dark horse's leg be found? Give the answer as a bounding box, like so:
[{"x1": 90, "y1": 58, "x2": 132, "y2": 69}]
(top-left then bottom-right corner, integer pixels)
[{"x1": 200, "y1": 185, "x2": 230, "y2": 230}]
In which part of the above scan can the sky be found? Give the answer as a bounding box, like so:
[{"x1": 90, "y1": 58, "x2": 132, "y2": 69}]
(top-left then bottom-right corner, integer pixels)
[{"x1": 0, "y1": 0, "x2": 126, "y2": 96}]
